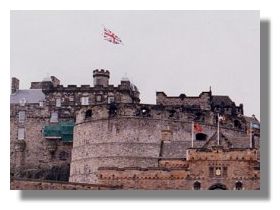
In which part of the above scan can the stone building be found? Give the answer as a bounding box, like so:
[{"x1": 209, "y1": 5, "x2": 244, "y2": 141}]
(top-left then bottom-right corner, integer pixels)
[{"x1": 10, "y1": 69, "x2": 260, "y2": 190}]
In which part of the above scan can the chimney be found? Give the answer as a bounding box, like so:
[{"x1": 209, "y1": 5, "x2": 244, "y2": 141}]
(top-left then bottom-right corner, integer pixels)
[{"x1": 11, "y1": 77, "x2": 19, "y2": 94}]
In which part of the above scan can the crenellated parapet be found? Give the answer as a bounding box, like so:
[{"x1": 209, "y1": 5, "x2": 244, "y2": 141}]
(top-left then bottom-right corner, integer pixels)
[
  {"x1": 186, "y1": 147, "x2": 259, "y2": 162},
  {"x1": 93, "y1": 69, "x2": 110, "y2": 87},
  {"x1": 75, "y1": 103, "x2": 249, "y2": 133},
  {"x1": 10, "y1": 68, "x2": 260, "y2": 189},
  {"x1": 156, "y1": 91, "x2": 244, "y2": 116}
]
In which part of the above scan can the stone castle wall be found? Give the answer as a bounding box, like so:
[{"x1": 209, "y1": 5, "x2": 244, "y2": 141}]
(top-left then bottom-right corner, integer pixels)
[
  {"x1": 156, "y1": 92, "x2": 211, "y2": 110},
  {"x1": 10, "y1": 179, "x2": 122, "y2": 190},
  {"x1": 10, "y1": 70, "x2": 260, "y2": 189},
  {"x1": 70, "y1": 103, "x2": 256, "y2": 184},
  {"x1": 96, "y1": 149, "x2": 260, "y2": 190},
  {"x1": 10, "y1": 104, "x2": 72, "y2": 181}
]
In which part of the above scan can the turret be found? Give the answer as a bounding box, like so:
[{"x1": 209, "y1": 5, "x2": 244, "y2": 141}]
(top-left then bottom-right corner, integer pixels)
[
  {"x1": 11, "y1": 77, "x2": 19, "y2": 94},
  {"x1": 93, "y1": 69, "x2": 110, "y2": 87},
  {"x1": 41, "y1": 76, "x2": 54, "y2": 93}
]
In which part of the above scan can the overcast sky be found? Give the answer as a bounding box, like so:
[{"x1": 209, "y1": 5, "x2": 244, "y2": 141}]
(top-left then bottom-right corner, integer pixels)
[{"x1": 10, "y1": 10, "x2": 260, "y2": 119}]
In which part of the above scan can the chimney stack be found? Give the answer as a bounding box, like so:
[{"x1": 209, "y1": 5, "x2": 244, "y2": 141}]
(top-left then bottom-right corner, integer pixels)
[{"x1": 11, "y1": 77, "x2": 19, "y2": 94}]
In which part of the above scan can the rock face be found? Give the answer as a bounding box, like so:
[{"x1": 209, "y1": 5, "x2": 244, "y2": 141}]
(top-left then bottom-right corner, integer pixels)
[{"x1": 10, "y1": 69, "x2": 260, "y2": 190}]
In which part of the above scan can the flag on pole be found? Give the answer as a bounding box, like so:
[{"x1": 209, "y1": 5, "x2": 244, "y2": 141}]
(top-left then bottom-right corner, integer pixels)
[
  {"x1": 191, "y1": 122, "x2": 203, "y2": 148},
  {"x1": 103, "y1": 27, "x2": 123, "y2": 45},
  {"x1": 194, "y1": 123, "x2": 203, "y2": 133},
  {"x1": 249, "y1": 122, "x2": 253, "y2": 148},
  {"x1": 217, "y1": 113, "x2": 225, "y2": 145},
  {"x1": 218, "y1": 115, "x2": 225, "y2": 122}
]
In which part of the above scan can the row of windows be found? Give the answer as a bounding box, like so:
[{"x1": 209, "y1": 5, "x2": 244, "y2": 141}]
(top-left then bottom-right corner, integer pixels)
[
  {"x1": 18, "y1": 98, "x2": 44, "y2": 107},
  {"x1": 17, "y1": 110, "x2": 59, "y2": 123},
  {"x1": 55, "y1": 96, "x2": 115, "y2": 107}
]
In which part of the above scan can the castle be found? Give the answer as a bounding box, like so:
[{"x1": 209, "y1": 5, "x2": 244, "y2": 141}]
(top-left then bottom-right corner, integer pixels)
[{"x1": 10, "y1": 69, "x2": 260, "y2": 190}]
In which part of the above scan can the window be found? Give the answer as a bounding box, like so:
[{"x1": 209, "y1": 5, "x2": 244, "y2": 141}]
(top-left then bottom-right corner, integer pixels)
[
  {"x1": 108, "y1": 96, "x2": 115, "y2": 104},
  {"x1": 196, "y1": 133, "x2": 207, "y2": 141},
  {"x1": 56, "y1": 98, "x2": 61, "y2": 107},
  {"x1": 234, "y1": 120, "x2": 241, "y2": 129},
  {"x1": 18, "y1": 128, "x2": 25, "y2": 140},
  {"x1": 18, "y1": 111, "x2": 26, "y2": 123},
  {"x1": 85, "y1": 109, "x2": 92, "y2": 119},
  {"x1": 81, "y1": 97, "x2": 89, "y2": 105},
  {"x1": 140, "y1": 107, "x2": 150, "y2": 117},
  {"x1": 50, "y1": 112, "x2": 58, "y2": 123},
  {"x1": 193, "y1": 181, "x2": 201, "y2": 190},
  {"x1": 39, "y1": 101, "x2": 44, "y2": 107},
  {"x1": 109, "y1": 103, "x2": 117, "y2": 116},
  {"x1": 96, "y1": 95, "x2": 102, "y2": 102},
  {"x1": 235, "y1": 181, "x2": 243, "y2": 190}
]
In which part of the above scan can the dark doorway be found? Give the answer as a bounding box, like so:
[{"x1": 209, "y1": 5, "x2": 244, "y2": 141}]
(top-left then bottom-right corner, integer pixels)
[
  {"x1": 235, "y1": 181, "x2": 243, "y2": 190},
  {"x1": 193, "y1": 181, "x2": 201, "y2": 190},
  {"x1": 208, "y1": 183, "x2": 227, "y2": 190}
]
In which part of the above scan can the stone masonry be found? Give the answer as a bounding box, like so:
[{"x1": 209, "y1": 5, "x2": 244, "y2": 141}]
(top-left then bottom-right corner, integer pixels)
[{"x1": 10, "y1": 69, "x2": 260, "y2": 190}]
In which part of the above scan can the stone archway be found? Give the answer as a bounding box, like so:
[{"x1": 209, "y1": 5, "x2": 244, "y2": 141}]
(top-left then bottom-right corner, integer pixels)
[{"x1": 208, "y1": 183, "x2": 228, "y2": 190}]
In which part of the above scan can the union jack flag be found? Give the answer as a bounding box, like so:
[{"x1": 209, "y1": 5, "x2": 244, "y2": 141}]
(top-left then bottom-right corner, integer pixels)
[{"x1": 103, "y1": 27, "x2": 123, "y2": 45}]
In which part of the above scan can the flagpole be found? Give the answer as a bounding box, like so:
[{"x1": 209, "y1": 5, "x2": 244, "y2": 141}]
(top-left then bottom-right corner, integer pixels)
[
  {"x1": 217, "y1": 114, "x2": 220, "y2": 145},
  {"x1": 249, "y1": 122, "x2": 252, "y2": 148},
  {"x1": 191, "y1": 121, "x2": 194, "y2": 148}
]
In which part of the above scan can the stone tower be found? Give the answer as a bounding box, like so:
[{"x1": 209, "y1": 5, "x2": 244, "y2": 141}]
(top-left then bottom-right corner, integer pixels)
[{"x1": 93, "y1": 69, "x2": 110, "y2": 87}]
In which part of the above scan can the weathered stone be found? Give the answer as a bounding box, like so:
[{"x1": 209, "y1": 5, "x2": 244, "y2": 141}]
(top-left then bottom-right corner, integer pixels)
[{"x1": 10, "y1": 70, "x2": 260, "y2": 190}]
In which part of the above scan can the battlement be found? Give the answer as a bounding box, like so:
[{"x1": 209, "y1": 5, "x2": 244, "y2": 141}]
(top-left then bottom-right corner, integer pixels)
[
  {"x1": 93, "y1": 69, "x2": 110, "y2": 77},
  {"x1": 10, "y1": 69, "x2": 260, "y2": 189},
  {"x1": 156, "y1": 91, "x2": 212, "y2": 110},
  {"x1": 75, "y1": 103, "x2": 249, "y2": 134},
  {"x1": 186, "y1": 147, "x2": 259, "y2": 161},
  {"x1": 97, "y1": 167, "x2": 190, "y2": 181},
  {"x1": 93, "y1": 69, "x2": 110, "y2": 87}
]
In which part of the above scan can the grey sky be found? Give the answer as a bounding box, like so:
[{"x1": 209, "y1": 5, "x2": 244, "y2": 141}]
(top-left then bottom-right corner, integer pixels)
[{"x1": 10, "y1": 10, "x2": 260, "y2": 119}]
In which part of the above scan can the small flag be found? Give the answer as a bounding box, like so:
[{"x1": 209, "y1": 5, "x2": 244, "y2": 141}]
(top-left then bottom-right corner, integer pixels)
[
  {"x1": 218, "y1": 114, "x2": 225, "y2": 121},
  {"x1": 103, "y1": 27, "x2": 123, "y2": 45},
  {"x1": 194, "y1": 123, "x2": 203, "y2": 133}
]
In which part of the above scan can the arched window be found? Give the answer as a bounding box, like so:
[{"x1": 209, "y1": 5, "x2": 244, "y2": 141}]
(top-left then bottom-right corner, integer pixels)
[
  {"x1": 196, "y1": 133, "x2": 207, "y2": 141},
  {"x1": 85, "y1": 109, "x2": 92, "y2": 119},
  {"x1": 109, "y1": 103, "x2": 117, "y2": 116},
  {"x1": 193, "y1": 181, "x2": 201, "y2": 190},
  {"x1": 235, "y1": 181, "x2": 243, "y2": 190},
  {"x1": 234, "y1": 120, "x2": 241, "y2": 129}
]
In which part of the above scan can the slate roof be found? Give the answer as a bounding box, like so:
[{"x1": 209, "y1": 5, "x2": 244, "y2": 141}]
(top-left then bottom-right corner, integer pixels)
[
  {"x1": 202, "y1": 131, "x2": 251, "y2": 149},
  {"x1": 211, "y1": 95, "x2": 234, "y2": 106},
  {"x1": 10, "y1": 89, "x2": 46, "y2": 104},
  {"x1": 243, "y1": 116, "x2": 260, "y2": 124}
]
